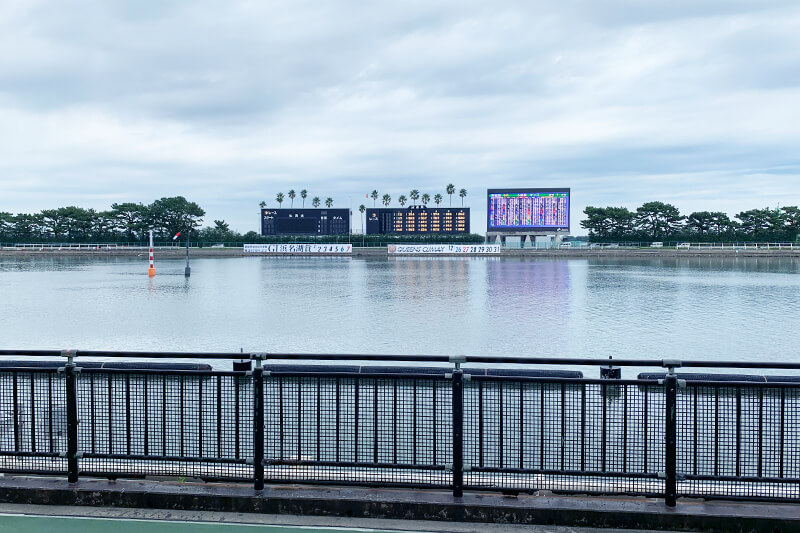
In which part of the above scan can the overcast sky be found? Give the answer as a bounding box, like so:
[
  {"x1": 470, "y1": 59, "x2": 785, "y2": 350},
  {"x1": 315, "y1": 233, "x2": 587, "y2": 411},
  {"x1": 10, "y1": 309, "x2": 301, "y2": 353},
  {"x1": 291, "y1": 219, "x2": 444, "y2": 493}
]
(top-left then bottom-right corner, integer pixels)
[{"x1": 1, "y1": 0, "x2": 799, "y2": 234}]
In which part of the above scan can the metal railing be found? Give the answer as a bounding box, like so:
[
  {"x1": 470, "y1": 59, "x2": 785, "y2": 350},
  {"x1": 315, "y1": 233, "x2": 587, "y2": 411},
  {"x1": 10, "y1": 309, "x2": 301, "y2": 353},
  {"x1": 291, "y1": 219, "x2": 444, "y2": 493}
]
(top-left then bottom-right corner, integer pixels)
[
  {"x1": 575, "y1": 242, "x2": 799, "y2": 250},
  {"x1": 2, "y1": 350, "x2": 800, "y2": 506}
]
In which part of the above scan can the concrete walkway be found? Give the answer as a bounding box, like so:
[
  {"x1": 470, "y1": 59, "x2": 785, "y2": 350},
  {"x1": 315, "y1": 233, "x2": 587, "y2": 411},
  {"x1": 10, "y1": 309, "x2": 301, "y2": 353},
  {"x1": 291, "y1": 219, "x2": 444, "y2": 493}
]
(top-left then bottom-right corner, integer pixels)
[
  {"x1": 0, "y1": 503, "x2": 679, "y2": 532},
  {"x1": 0, "y1": 477, "x2": 797, "y2": 532}
]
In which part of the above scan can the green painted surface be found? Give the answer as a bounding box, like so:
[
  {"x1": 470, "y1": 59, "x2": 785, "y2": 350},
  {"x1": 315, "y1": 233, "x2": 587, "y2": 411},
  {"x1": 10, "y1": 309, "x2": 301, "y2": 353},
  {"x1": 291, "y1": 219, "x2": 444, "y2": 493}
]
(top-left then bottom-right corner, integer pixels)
[{"x1": 0, "y1": 515, "x2": 401, "y2": 533}]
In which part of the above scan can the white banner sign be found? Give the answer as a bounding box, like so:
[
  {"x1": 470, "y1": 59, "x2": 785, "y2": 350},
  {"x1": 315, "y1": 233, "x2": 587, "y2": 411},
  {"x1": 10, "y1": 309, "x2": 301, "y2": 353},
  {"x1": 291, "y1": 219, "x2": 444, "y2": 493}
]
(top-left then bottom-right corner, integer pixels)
[
  {"x1": 388, "y1": 244, "x2": 501, "y2": 255},
  {"x1": 243, "y1": 244, "x2": 352, "y2": 254}
]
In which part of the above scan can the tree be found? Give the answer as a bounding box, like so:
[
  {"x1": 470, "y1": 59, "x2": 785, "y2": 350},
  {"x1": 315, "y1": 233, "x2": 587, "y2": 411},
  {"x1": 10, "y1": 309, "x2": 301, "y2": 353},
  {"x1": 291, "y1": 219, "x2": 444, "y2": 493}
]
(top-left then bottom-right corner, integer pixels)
[
  {"x1": 371, "y1": 190, "x2": 379, "y2": 207},
  {"x1": 446, "y1": 184, "x2": 455, "y2": 206},
  {"x1": 359, "y1": 204, "x2": 366, "y2": 233},
  {"x1": 148, "y1": 196, "x2": 205, "y2": 239},
  {"x1": 312, "y1": 196, "x2": 321, "y2": 208},
  {"x1": 110, "y1": 202, "x2": 147, "y2": 242},
  {"x1": 782, "y1": 206, "x2": 800, "y2": 241},
  {"x1": 66, "y1": 207, "x2": 97, "y2": 242},
  {"x1": 11, "y1": 213, "x2": 44, "y2": 242},
  {"x1": 40, "y1": 209, "x2": 65, "y2": 241},
  {"x1": 581, "y1": 206, "x2": 635, "y2": 241},
  {"x1": 421, "y1": 193, "x2": 430, "y2": 206},
  {"x1": 736, "y1": 208, "x2": 773, "y2": 239},
  {"x1": 325, "y1": 197, "x2": 333, "y2": 208},
  {"x1": 199, "y1": 219, "x2": 233, "y2": 243},
  {"x1": 459, "y1": 188, "x2": 467, "y2": 206},
  {"x1": 398, "y1": 195, "x2": 407, "y2": 207},
  {"x1": 276, "y1": 192, "x2": 284, "y2": 207},
  {"x1": 709, "y1": 212, "x2": 735, "y2": 236},
  {"x1": 684, "y1": 211, "x2": 737, "y2": 241},
  {"x1": 94, "y1": 210, "x2": 116, "y2": 241},
  {"x1": 288, "y1": 189, "x2": 296, "y2": 207},
  {"x1": 686, "y1": 211, "x2": 714, "y2": 237},
  {"x1": 434, "y1": 193, "x2": 442, "y2": 206},
  {"x1": 382, "y1": 193, "x2": 391, "y2": 207},
  {"x1": 259, "y1": 201, "x2": 266, "y2": 209},
  {"x1": 0, "y1": 212, "x2": 13, "y2": 240},
  {"x1": 42, "y1": 206, "x2": 96, "y2": 241},
  {"x1": 301, "y1": 189, "x2": 308, "y2": 207},
  {"x1": 409, "y1": 189, "x2": 420, "y2": 203},
  {"x1": 635, "y1": 201, "x2": 683, "y2": 240}
]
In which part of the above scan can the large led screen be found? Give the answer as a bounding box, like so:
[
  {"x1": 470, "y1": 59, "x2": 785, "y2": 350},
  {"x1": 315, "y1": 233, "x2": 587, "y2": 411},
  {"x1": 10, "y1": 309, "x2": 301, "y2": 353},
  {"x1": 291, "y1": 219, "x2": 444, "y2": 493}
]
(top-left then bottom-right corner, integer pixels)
[{"x1": 487, "y1": 188, "x2": 570, "y2": 230}]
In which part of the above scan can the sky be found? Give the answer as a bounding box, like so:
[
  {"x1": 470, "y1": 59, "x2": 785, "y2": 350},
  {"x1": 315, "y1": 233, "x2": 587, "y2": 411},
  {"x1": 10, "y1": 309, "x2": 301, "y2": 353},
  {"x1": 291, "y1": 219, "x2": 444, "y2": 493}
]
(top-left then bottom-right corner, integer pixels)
[{"x1": 1, "y1": 0, "x2": 799, "y2": 234}]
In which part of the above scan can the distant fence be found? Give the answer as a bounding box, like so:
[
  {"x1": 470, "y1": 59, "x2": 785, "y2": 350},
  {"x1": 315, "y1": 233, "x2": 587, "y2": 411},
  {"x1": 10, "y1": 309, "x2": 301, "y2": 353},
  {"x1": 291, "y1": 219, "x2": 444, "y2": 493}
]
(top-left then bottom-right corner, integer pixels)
[
  {"x1": 1, "y1": 239, "x2": 482, "y2": 250},
  {"x1": 2, "y1": 350, "x2": 800, "y2": 506},
  {"x1": 0, "y1": 243, "x2": 185, "y2": 250},
  {"x1": 3, "y1": 240, "x2": 799, "y2": 251},
  {"x1": 558, "y1": 242, "x2": 799, "y2": 250}
]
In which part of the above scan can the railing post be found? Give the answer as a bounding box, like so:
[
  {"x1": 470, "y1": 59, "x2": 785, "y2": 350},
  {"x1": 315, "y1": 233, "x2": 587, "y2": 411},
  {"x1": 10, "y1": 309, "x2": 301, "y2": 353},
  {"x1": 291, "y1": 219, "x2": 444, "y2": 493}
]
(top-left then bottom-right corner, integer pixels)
[
  {"x1": 252, "y1": 352, "x2": 266, "y2": 491},
  {"x1": 63, "y1": 349, "x2": 79, "y2": 483},
  {"x1": 663, "y1": 360, "x2": 680, "y2": 507},
  {"x1": 450, "y1": 356, "x2": 465, "y2": 498}
]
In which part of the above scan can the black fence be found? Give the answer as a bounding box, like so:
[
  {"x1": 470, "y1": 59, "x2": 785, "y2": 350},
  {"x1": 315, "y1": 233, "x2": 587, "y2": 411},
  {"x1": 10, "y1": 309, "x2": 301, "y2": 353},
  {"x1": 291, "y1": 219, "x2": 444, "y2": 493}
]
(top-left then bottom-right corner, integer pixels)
[{"x1": 1, "y1": 350, "x2": 800, "y2": 506}]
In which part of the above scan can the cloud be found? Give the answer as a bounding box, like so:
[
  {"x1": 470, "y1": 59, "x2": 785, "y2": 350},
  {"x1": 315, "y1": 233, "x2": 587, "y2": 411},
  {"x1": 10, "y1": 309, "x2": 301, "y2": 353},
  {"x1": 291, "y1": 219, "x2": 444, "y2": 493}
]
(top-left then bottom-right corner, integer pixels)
[{"x1": 0, "y1": 0, "x2": 799, "y2": 232}]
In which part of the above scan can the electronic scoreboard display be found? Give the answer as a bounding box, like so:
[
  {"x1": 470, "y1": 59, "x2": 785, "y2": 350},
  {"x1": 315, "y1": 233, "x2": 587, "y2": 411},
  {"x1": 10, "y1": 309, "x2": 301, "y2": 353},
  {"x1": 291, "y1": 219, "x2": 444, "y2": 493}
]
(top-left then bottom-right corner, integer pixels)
[
  {"x1": 366, "y1": 206, "x2": 470, "y2": 234},
  {"x1": 487, "y1": 188, "x2": 570, "y2": 230},
  {"x1": 261, "y1": 208, "x2": 350, "y2": 236}
]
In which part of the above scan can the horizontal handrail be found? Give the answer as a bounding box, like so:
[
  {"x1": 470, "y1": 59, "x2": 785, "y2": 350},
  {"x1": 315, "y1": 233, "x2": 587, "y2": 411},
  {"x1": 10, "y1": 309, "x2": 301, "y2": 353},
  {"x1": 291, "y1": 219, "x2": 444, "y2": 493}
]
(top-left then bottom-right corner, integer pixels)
[{"x1": 4, "y1": 349, "x2": 800, "y2": 370}]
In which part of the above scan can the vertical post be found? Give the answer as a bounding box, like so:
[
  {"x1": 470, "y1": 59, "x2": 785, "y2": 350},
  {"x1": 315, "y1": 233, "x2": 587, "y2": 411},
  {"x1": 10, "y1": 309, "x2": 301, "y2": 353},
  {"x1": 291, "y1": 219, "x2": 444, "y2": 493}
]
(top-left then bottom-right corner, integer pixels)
[
  {"x1": 184, "y1": 230, "x2": 191, "y2": 277},
  {"x1": 63, "y1": 349, "x2": 79, "y2": 483},
  {"x1": 451, "y1": 356, "x2": 465, "y2": 498},
  {"x1": 664, "y1": 362, "x2": 679, "y2": 507},
  {"x1": 252, "y1": 353, "x2": 265, "y2": 491}
]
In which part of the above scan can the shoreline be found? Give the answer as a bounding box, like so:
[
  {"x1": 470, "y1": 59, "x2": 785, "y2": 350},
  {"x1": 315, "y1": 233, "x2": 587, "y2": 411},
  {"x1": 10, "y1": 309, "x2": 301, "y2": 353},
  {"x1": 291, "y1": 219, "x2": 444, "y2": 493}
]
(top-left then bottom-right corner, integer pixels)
[{"x1": 1, "y1": 246, "x2": 800, "y2": 258}]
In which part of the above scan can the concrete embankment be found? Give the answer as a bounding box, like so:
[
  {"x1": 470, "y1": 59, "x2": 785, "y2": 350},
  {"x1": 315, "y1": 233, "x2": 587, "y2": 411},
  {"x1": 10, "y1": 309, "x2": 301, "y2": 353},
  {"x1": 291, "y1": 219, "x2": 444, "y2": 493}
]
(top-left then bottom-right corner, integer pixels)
[
  {"x1": 2, "y1": 246, "x2": 800, "y2": 258},
  {"x1": 0, "y1": 477, "x2": 798, "y2": 532}
]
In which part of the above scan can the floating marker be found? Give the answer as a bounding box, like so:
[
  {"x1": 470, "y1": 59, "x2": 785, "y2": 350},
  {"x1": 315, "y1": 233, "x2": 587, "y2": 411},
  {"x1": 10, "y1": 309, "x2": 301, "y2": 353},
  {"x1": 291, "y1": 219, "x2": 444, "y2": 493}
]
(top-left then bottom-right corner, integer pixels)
[{"x1": 148, "y1": 230, "x2": 155, "y2": 277}]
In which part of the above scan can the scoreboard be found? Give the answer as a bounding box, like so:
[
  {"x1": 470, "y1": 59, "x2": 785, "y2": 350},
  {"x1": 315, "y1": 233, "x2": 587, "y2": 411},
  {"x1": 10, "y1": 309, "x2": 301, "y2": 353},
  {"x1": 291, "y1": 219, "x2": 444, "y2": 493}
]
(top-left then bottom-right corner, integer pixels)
[
  {"x1": 366, "y1": 206, "x2": 470, "y2": 234},
  {"x1": 261, "y1": 208, "x2": 350, "y2": 236},
  {"x1": 487, "y1": 189, "x2": 570, "y2": 231}
]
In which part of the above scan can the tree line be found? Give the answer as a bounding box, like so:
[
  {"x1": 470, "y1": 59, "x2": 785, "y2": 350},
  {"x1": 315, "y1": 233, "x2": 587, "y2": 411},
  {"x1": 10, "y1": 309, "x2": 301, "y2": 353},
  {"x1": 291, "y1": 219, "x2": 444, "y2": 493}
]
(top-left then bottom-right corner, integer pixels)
[
  {"x1": 582, "y1": 202, "x2": 800, "y2": 242},
  {"x1": 364, "y1": 184, "x2": 468, "y2": 209},
  {"x1": 0, "y1": 197, "x2": 205, "y2": 243},
  {"x1": 260, "y1": 185, "x2": 470, "y2": 213},
  {"x1": 261, "y1": 189, "x2": 334, "y2": 209},
  {"x1": 9, "y1": 195, "x2": 796, "y2": 245}
]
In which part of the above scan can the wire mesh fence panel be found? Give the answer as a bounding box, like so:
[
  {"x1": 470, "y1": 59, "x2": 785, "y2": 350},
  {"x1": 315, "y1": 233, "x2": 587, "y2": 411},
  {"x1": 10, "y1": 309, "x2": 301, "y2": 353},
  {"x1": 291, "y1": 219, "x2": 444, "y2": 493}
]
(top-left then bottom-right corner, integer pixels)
[
  {"x1": 262, "y1": 375, "x2": 452, "y2": 487},
  {"x1": 6, "y1": 357, "x2": 800, "y2": 502},
  {"x1": 678, "y1": 383, "x2": 800, "y2": 500},
  {"x1": 77, "y1": 371, "x2": 251, "y2": 480},
  {"x1": 0, "y1": 370, "x2": 67, "y2": 474},
  {"x1": 463, "y1": 379, "x2": 663, "y2": 495}
]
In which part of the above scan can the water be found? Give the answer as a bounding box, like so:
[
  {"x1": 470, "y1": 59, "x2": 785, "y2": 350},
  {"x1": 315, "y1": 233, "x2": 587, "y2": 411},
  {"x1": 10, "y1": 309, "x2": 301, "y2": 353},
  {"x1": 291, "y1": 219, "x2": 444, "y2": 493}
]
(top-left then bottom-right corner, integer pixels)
[{"x1": 1, "y1": 255, "x2": 799, "y2": 368}]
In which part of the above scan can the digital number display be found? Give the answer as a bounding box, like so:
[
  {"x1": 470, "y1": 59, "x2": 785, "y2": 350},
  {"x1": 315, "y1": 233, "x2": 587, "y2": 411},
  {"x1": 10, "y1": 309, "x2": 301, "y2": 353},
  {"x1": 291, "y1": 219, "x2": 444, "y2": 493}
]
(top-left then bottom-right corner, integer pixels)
[
  {"x1": 261, "y1": 208, "x2": 351, "y2": 236},
  {"x1": 487, "y1": 189, "x2": 569, "y2": 230},
  {"x1": 366, "y1": 207, "x2": 470, "y2": 234}
]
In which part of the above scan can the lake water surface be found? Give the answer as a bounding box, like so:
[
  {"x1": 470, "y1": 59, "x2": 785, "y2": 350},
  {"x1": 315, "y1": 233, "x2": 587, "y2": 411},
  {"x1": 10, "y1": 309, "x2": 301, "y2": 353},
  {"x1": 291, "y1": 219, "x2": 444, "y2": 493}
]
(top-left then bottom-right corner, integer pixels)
[{"x1": 1, "y1": 255, "x2": 799, "y2": 371}]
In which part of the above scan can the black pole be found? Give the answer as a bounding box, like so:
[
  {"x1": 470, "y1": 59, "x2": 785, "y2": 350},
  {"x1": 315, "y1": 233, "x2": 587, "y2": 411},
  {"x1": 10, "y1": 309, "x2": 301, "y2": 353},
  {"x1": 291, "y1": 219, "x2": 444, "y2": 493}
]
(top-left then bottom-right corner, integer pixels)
[
  {"x1": 64, "y1": 350, "x2": 79, "y2": 483},
  {"x1": 253, "y1": 354, "x2": 265, "y2": 491},
  {"x1": 665, "y1": 369, "x2": 678, "y2": 507},
  {"x1": 185, "y1": 231, "x2": 191, "y2": 277},
  {"x1": 452, "y1": 365, "x2": 464, "y2": 497}
]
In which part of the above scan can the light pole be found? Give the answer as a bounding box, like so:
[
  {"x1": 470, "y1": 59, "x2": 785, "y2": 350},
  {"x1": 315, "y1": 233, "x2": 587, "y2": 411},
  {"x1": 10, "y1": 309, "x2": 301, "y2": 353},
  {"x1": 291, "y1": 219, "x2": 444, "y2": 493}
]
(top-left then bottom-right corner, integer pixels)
[{"x1": 184, "y1": 230, "x2": 191, "y2": 277}]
